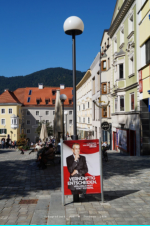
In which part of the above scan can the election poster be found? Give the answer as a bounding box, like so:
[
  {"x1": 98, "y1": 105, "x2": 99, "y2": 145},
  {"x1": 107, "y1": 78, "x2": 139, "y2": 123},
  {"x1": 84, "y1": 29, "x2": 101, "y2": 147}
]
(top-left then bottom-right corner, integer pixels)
[{"x1": 63, "y1": 140, "x2": 101, "y2": 195}]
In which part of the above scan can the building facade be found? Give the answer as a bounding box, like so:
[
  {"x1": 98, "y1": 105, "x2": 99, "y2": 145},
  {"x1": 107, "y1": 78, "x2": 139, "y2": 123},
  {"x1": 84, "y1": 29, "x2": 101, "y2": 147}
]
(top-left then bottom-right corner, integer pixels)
[
  {"x1": 0, "y1": 85, "x2": 73, "y2": 142},
  {"x1": 100, "y1": 30, "x2": 112, "y2": 149},
  {"x1": 108, "y1": 0, "x2": 141, "y2": 156},
  {"x1": 137, "y1": 0, "x2": 150, "y2": 154},
  {"x1": 76, "y1": 70, "x2": 93, "y2": 139},
  {"x1": 0, "y1": 90, "x2": 22, "y2": 142},
  {"x1": 90, "y1": 53, "x2": 101, "y2": 139}
]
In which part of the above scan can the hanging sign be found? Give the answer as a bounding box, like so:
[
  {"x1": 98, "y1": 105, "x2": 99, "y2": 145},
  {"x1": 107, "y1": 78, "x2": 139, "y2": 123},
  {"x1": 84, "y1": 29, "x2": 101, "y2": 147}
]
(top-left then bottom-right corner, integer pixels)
[{"x1": 101, "y1": 121, "x2": 110, "y2": 131}]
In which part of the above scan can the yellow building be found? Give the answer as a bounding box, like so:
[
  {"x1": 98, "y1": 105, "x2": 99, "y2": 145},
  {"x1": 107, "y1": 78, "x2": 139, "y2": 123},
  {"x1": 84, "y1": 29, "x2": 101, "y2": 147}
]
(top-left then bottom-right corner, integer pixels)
[
  {"x1": 137, "y1": 0, "x2": 150, "y2": 154},
  {"x1": 0, "y1": 89, "x2": 22, "y2": 142}
]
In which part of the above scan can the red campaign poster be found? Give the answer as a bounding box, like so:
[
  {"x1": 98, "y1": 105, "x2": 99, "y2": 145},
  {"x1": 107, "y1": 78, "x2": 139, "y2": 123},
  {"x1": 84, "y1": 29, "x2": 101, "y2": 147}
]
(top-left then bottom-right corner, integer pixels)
[{"x1": 63, "y1": 140, "x2": 101, "y2": 195}]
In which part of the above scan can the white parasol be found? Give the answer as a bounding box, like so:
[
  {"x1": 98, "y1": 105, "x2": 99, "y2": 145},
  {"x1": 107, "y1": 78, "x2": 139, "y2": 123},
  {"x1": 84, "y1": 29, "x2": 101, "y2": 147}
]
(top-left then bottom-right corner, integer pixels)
[
  {"x1": 40, "y1": 123, "x2": 48, "y2": 142},
  {"x1": 54, "y1": 90, "x2": 63, "y2": 145}
]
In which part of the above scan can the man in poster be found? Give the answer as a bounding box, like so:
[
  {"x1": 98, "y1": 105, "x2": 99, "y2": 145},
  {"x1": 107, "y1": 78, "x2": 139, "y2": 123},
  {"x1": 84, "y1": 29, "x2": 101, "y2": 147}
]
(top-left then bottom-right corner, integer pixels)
[{"x1": 66, "y1": 143, "x2": 88, "y2": 195}]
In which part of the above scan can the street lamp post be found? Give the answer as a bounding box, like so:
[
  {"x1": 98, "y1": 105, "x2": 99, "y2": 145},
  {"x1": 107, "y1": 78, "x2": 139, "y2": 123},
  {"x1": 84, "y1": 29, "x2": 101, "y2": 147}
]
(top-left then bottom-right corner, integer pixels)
[
  {"x1": 63, "y1": 16, "x2": 84, "y2": 202},
  {"x1": 60, "y1": 94, "x2": 67, "y2": 140},
  {"x1": 63, "y1": 16, "x2": 84, "y2": 140},
  {"x1": 64, "y1": 111, "x2": 68, "y2": 138}
]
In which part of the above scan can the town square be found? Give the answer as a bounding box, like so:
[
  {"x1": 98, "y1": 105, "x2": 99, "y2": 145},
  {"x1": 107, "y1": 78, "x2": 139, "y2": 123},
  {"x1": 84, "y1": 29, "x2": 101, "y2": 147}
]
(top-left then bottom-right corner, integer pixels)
[{"x1": 0, "y1": 0, "x2": 150, "y2": 225}]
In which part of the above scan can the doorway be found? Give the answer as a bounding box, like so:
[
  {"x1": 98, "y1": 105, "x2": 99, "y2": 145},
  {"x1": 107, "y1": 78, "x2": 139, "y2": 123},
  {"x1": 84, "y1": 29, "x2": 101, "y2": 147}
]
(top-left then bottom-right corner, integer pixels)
[
  {"x1": 129, "y1": 130, "x2": 136, "y2": 156},
  {"x1": 113, "y1": 132, "x2": 117, "y2": 151}
]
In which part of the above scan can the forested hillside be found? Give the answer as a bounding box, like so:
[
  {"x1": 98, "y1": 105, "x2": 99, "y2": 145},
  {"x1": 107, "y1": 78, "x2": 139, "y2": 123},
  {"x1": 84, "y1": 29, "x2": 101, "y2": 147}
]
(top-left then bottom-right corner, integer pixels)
[{"x1": 0, "y1": 67, "x2": 85, "y2": 94}]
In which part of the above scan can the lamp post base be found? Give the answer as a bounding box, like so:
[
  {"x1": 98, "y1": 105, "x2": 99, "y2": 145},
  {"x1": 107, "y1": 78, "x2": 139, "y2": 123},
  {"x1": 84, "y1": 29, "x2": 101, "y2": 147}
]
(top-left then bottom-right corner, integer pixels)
[
  {"x1": 72, "y1": 135, "x2": 78, "y2": 140},
  {"x1": 73, "y1": 194, "x2": 79, "y2": 202}
]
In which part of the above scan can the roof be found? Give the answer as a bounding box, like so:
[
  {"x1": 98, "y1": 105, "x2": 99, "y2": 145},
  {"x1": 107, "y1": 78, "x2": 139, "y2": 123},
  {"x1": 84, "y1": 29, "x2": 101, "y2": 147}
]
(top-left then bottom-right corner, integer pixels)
[
  {"x1": 0, "y1": 90, "x2": 21, "y2": 104},
  {"x1": 16, "y1": 87, "x2": 73, "y2": 106},
  {"x1": 100, "y1": 29, "x2": 109, "y2": 47},
  {"x1": 0, "y1": 87, "x2": 73, "y2": 106}
]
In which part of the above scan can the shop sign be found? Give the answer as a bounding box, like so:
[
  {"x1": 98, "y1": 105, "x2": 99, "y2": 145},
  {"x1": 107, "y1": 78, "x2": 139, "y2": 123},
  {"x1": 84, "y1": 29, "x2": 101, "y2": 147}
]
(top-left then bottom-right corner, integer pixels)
[
  {"x1": 101, "y1": 121, "x2": 110, "y2": 131},
  {"x1": 139, "y1": 70, "x2": 142, "y2": 81},
  {"x1": 63, "y1": 140, "x2": 101, "y2": 195},
  {"x1": 139, "y1": 80, "x2": 143, "y2": 93}
]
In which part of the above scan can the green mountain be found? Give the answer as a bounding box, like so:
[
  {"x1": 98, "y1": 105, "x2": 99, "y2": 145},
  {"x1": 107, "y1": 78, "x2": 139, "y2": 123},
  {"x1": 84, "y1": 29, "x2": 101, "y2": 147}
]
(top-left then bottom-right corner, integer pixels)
[{"x1": 0, "y1": 67, "x2": 86, "y2": 94}]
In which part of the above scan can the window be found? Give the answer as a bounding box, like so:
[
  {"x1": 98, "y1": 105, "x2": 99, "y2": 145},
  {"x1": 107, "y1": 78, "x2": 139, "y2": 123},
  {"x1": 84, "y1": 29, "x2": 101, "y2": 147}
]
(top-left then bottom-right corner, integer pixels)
[
  {"x1": 107, "y1": 38, "x2": 109, "y2": 47},
  {"x1": 102, "y1": 83, "x2": 107, "y2": 94},
  {"x1": 52, "y1": 90, "x2": 56, "y2": 95},
  {"x1": 52, "y1": 100, "x2": 55, "y2": 105},
  {"x1": 0, "y1": 129, "x2": 6, "y2": 134},
  {"x1": 146, "y1": 38, "x2": 150, "y2": 64},
  {"x1": 27, "y1": 129, "x2": 30, "y2": 134},
  {"x1": 69, "y1": 111, "x2": 72, "y2": 115},
  {"x1": 120, "y1": 28, "x2": 124, "y2": 45},
  {"x1": 83, "y1": 118, "x2": 85, "y2": 123},
  {"x1": 102, "y1": 107, "x2": 107, "y2": 118},
  {"x1": 36, "y1": 99, "x2": 40, "y2": 105},
  {"x1": 8, "y1": 109, "x2": 12, "y2": 114},
  {"x1": 1, "y1": 119, "x2": 5, "y2": 125},
  {"x1": 115, "y1": 98, "x2": 118, "y2": 112},
  {"x1": 27, "y1": 97, "x2": 30, "y2": 103},
  {"x1": 53, "y1": 111, "x2": 55, "y2": 115},
  {"x1": 108, "y1": 58, "x2": 110, "y2": 69},
  {"x1": 114, "y1": 38, "x2": 117, "y2": 53},
  {"x1": 79, "y1": 117, "x2": 81, "y2": 123},
  {"x1": 45, "y1": 111, "x2": 49, "y2": 115},
  {"x1": 36, "y1": 111, "x2": 39, "y2": 115},
  {"x1": 14, "y1": 119, "x2": 17, "y2": 124},
  {"x1": 69, "y1": 99, "x2": 72, "y2": 104},
  {"x1": 27, "y1": 110, "x2": 30, "y2": 115},
  {"x1": 119, "y1": 64, "x2": 124, "y2": 79},
  {"x1": 88, "y1": 117, "x2": 90, "y2": 123},
  {"x1": 83, "y1": 104, "x2": 85, "y2": 110},
  {"x1": 108, "y1": 82, "x2": 110, "y2": 93},
  {"x1": 93, "y1": 102, "x2": 95, "y2": 120},
  {"x1": 88, "y1": 102, "x2": 90, "y2": 108},
  {"x1": 27, "y1": 120, "x2": 30, "y2": 125},
  {"x1": 46, "y1": 120, "x2": 49, "y2": 124},
  {"x1": 101, "y1": 60, "x2": 106, "y2": 71},
  {"x1": 79, "y1": 105, "x2": 80, "y2": 111},
  {"x1": 36, "y1": 120, "x2": 39, "y2": 124},
  {"x1": 109, "y1": 106, "x2": 111, "y2": 117},
  {"x1": 28, "y1": 90, "x2": 32, "y2": 95},
  {"x1": 129, "y1": 14, "x2": 134, "y2": 34},
  {"x1": 130, "y1": 93, "x2": 134, "y2": 110},
  {"x1": 69, "y1": 120, "x2": 72, "y2": 124},
  {"x1": 92, "y1": 77, "x2": 95, "y2": 95},
  {"x1": 45, "y1": 99, "x2": 49, "y2": 105},
  {"x1": 120, "y1": 96, "x2": 124, "y2": 111},
  {"x1": 1, "y1": 109, "x2": 5, "y2": 114}
]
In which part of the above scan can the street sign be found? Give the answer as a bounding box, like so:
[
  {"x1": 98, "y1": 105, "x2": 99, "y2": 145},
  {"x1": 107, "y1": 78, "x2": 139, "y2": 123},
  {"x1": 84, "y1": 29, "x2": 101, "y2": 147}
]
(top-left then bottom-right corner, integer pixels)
[{"x1": 101, "y1": 121, "x2": 110, "y2": 131}]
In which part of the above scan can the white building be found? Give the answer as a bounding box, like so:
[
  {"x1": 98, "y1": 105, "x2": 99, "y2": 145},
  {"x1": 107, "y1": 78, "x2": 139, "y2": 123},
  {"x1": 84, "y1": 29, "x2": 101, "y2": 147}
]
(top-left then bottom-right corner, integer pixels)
[{"x1": 76, "y1": 70, "x2": 93, "y2": 139}]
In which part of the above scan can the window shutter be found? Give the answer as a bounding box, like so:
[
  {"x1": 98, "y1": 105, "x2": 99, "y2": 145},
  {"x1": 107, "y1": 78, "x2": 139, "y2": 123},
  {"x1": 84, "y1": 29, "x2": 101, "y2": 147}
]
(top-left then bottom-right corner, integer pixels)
[
  {"x1": 5, "y1": 129, "x2": 7, "y2": 134},
  {"x1": 0, "y1": 129, "x2": 1, "y2": 134},
  {"x1": 146, "y1": 38, "x2": 150, "y2": 64}
]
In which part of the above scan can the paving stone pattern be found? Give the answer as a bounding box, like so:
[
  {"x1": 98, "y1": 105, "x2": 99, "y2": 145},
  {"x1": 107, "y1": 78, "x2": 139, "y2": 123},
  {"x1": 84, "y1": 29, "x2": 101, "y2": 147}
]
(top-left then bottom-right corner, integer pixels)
[{"x1": 0, "y1": 149, "x2": 150, "y2": 225}]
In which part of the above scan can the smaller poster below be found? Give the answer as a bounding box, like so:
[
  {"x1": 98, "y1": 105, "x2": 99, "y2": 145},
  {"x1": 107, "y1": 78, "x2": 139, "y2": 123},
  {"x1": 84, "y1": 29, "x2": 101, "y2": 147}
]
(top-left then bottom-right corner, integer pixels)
[{"x1": 63, "y1": 140, "x2": 101, "y2": 195}]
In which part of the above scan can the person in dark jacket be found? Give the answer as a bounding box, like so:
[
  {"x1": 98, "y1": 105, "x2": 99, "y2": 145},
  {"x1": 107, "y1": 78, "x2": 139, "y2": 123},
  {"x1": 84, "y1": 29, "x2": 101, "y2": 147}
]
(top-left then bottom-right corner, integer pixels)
[{"x1": 66, "y1": 143, "x2": 88, "y2": 195}]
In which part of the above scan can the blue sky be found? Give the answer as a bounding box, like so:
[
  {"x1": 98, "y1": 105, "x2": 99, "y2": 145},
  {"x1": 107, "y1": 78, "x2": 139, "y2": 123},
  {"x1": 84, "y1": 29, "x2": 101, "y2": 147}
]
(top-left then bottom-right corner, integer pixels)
[{"x1": 0, "y1": 0, "x2": 116, "y2": 77}]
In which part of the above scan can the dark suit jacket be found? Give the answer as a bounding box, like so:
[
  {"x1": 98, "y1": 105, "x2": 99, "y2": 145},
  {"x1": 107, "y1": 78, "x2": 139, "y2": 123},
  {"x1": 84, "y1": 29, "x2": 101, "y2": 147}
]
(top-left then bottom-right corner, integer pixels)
[{"x1": 66, "y1": 155, "x2": 88, "y2": 191}]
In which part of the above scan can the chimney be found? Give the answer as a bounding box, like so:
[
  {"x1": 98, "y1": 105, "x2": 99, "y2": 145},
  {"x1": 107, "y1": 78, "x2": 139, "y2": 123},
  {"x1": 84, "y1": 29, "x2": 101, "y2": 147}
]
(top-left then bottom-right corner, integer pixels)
[
  {"x1": 60, "y1": 84, "x2": 65, "y2": 89},
  {"x1": 4, "y1": 89, "x2": 9, "y2": 92},
  {"x1": 38, "y1": 83, "x2": 43, "y2": 89}
]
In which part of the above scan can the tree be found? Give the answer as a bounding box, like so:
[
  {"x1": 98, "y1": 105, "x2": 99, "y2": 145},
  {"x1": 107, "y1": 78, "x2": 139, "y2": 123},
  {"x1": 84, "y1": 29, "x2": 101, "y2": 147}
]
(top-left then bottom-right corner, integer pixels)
[{"x1": 35, "y1": 120, "x2": 53, "y2": 137}]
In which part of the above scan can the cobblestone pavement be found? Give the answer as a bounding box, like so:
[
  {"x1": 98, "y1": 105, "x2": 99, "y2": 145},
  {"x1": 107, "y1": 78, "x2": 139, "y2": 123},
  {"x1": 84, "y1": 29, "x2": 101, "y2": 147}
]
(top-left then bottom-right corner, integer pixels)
[{"x1": 0, "y1": 149, "x2": 150, "y2": 225}]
